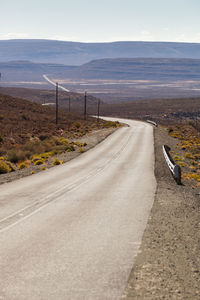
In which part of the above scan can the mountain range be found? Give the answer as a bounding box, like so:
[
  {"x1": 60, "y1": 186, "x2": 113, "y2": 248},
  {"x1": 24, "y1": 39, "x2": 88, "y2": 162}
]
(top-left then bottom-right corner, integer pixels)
[
  {"x1": 1, "y1": 40, "x2": 200, "y2": 101},
  {"x1": 1, "y1": 39, "x2": 200, "y2": 65},
  {"x1": 1, "y1": 58, "x2": 200, "y2": 82}
]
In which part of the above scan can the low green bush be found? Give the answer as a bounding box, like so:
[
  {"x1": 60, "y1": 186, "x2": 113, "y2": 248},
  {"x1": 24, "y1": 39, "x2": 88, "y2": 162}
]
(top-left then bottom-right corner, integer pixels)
[
  {"x1": 0, "y1": 161, "x2": 11, "y2": 174},
  {"x1": 79, "y1": 148, "x2": 85, "y2": 153},
  {"x1": 39, "y1": 152, "x2": 51, "y2": 160},
  {"x1": 173, "y1": 155, "x2": 183, "y2": 161},
  {"x1": 177, "y1": 161, "x2": 186, "y2": 167},
  {"x1": 6, "y1": 161, "x2": 16, "y2": 172},
  {"x1": 74, "y1": 122, "x2": 81, "y2": 129},
  {"x1": 64, "y1": 144, "x2": 75, "y2": 152},
  {"x1": 59, "y1": 137, "x2": 69, "y2": 145},
  {"x1": 34, "y1": 159, "x2": 44, "y2": 166},
  {"x1": 31, "y1": 155, "x2": 42, "y2": 162},
  {"x1": 74, "y1": 142, "x2": 87, "y2": 148},
  {"x1": 104, "y1": 121, "x2": 118, "y2": 128},
  {"x1": 53, "y1": 158, "x2": 61, "y2": 165},
  {"x1": 185, "y1": 152, "x2": 195, "y2": 159},
  {"x1": 18, "y1": 162, "x2": 27, "y2": 169}
]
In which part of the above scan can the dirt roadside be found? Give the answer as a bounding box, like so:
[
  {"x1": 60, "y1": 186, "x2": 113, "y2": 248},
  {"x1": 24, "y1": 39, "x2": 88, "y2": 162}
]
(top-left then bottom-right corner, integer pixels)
[
  {"x1": 123, "y1": 125, "x2": 200, "y2": 299},
  {"x1": 0, "y1": 127, "x2": 116, "y2": 185}
]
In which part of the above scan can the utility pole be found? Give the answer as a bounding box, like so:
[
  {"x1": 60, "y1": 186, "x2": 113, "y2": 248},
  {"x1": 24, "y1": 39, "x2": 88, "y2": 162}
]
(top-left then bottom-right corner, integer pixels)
[
  {"x1": 97, "y1": 100, "x2": 100, "y2": 121},
  {"x1": 56, "y1": 82, "x2": 58, "y2": 125},
  {"x1": 69, "y1": 96, "x2": 71, "y2": 113},
  {"x1": 84, "y1": 91, "x2": 87, "y2": 120}
]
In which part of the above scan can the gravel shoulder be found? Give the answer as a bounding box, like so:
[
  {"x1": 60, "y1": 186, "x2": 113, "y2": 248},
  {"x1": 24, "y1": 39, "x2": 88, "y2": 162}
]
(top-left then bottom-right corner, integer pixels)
[
  {"x1": 0, "y1": 127, "x2": 116, "y2": 185},
  {"x1": 123, "y1": 125, "x2": 200, "y2": 299}
]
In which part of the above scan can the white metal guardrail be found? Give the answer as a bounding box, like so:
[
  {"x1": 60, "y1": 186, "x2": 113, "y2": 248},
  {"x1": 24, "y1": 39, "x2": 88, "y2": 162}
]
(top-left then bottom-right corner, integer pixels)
[
  {"x1": 147, "y1": 120, "x2": 158, "y2": 127},
  {"x1": 162, "y1": 145, "x2": 181, "y2": 184}
]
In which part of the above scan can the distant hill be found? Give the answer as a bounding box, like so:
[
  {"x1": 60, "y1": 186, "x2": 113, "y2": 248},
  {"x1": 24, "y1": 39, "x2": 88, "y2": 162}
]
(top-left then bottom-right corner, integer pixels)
[
  {"x1": 1, "y1": 58, "x2": 200, "y2": 82},
  {"x1": 67, "y1": 58, "x2": 200, "y2": 80},
  {"x1": 1, "y1": 58, "x2": 200, "y2": 102},
  {"x1": 0, "y1": 60, "x2": 74, "y2": 82},
  {"x1": 1, "y1": 39, "x2": 200, "y2": 65}
]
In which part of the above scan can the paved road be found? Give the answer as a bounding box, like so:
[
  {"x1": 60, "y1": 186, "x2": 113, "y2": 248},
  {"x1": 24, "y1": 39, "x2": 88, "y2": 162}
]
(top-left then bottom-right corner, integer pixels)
[
  {"x1": 43, "y1": 74, "x2": 70, "y2": 92},
  {"x1": 0, "y1": 118, "x2": 156, "y2": 300}
]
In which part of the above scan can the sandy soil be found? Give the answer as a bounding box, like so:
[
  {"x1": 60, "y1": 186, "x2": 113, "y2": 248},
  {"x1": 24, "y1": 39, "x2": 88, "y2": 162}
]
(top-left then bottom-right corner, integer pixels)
[{"x1": 123, "y1": 126, "x2": 200, "y2": 299}]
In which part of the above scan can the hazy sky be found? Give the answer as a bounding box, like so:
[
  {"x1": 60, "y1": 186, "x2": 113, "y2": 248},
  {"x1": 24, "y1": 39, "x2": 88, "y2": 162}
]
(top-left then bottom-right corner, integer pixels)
[{"x1": 1, "y1": 0, "x2": 200, "y2": 43}]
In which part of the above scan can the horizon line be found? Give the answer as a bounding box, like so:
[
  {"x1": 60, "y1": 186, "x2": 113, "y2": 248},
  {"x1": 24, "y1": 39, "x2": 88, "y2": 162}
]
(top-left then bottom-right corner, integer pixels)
[{"x1": 0, "y1": 38, "x2": 200, "y2": 44}]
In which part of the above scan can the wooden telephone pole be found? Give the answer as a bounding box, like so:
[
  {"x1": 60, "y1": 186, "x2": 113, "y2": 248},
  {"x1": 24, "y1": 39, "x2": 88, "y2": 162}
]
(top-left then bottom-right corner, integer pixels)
[
  {"x1": 69, "y1": 96, "x2": 71, "y2": 112},
  {"x1": 97, "y1": 100, "x2": 100, "y2": 121},
  {"x1": 56, "y1": 82, "x2": 58, "y2": 125},
  {"x1": 84, "y1": 91, "x2": 87, "y2": 120}
]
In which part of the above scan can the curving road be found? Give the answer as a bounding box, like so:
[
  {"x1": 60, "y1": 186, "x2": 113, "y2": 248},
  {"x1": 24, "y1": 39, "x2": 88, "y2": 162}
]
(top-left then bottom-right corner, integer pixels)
[
  {"x1": 0, "y1": 118, "x2": 156, "y2": 300},
  {"x1": 43, "y1": 74, "x2": 70, "y2": 92}
]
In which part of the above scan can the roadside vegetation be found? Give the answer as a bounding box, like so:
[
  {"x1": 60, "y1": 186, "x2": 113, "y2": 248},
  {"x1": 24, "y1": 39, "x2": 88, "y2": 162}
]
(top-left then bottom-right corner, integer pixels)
[
  {"x1": 1, "y1": 88, "x2": 199, "y2": 189},
  {"x1": 0, "y1": 93, "x2": 120, "y2": 175},
  {"x1": 99, "y1": 95, "x2": 200, "y2": 189},
  {"x1": 167, "y1": 121, "x2": 200, "y2": 187}
]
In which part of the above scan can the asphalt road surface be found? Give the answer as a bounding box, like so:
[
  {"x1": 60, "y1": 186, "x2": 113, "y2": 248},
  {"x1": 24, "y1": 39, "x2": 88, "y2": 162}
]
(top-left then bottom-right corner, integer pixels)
[{"x1": 0, "y1": 117, "x2": 156, "y2": 300}]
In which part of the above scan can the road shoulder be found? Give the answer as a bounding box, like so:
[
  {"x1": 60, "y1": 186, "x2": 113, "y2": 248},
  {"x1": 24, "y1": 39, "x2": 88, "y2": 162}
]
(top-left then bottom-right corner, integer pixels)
[{"x1": 123, "y1": 125, "x2": 200, "y2": 299}]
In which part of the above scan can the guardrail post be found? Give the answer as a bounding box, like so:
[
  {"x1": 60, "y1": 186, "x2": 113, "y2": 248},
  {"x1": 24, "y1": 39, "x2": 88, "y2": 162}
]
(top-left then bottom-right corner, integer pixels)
[
  {"x1": 174, "y1": 165, "x2": 181, "y2": 185},
  {"x1": 163, "y1": 145, "x2": 182, "y2": 185}
]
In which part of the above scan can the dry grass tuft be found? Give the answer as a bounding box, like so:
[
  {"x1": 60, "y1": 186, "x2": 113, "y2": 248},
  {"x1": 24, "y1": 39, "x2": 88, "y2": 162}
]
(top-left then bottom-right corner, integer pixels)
[
  {"x1": 53, "y1": 158, "x2": 61, "y2": 165},
  {"x1": 0, "y1": 161, "x2": 11, "y2": 174},
  {"x1": 18, "y1": 162, "x2": 27, "y2": 169},
  {"x1": 34, "y1": 159, "x2": 44, "y2": 166}
]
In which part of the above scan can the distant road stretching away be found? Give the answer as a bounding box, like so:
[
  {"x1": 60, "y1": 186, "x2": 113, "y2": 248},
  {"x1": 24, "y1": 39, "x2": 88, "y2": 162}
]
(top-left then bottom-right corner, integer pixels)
[
  {"x1": 0, "y1": 117, "x2": 156, "y2": 300},
  {"x1": 43, "y1": 74, "x2": 70, "y2": 92}
]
